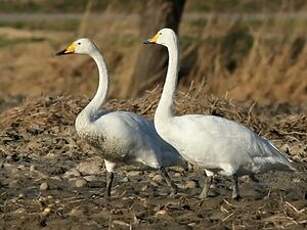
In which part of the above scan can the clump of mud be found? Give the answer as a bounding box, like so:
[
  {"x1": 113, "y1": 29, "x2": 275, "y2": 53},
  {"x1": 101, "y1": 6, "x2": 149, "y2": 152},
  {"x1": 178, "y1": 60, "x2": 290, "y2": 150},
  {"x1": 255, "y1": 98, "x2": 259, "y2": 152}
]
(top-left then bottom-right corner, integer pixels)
[{"x1": 0, "y1": 88, "x2": 306, "y2": 229}]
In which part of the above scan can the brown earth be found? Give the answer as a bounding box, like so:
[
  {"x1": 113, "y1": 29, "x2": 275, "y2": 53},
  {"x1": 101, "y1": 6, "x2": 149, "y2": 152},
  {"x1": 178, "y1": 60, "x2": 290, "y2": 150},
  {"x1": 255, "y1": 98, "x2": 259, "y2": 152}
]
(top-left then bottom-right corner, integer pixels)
[{"x1": 0, "y1": 88, "x2": 306, "y2": 229}]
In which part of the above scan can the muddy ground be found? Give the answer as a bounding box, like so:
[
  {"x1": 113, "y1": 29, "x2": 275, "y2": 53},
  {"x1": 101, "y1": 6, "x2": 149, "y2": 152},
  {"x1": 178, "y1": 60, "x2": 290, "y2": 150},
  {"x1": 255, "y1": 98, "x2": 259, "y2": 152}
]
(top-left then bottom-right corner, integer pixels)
[{"x1": 0, "y1": 89, "x2": 306, "y2": 229}]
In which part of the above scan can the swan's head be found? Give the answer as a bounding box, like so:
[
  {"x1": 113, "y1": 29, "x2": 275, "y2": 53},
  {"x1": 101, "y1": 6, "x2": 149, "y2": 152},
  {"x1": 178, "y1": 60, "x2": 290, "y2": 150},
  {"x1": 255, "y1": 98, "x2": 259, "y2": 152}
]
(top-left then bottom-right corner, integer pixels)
[
  {"x1": 144, "y1": 28, "x2": 177, "y2": 47},
  {"x1": 56, "y1": 38, "x2": 97, "y2": 55}
]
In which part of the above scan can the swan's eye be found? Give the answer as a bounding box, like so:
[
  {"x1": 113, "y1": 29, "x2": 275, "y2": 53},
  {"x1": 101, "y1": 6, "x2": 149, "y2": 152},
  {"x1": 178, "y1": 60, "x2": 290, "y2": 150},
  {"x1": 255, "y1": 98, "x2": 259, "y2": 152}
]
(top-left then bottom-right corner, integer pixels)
[
  {"x1": 159, "y1": 33, "x2": 162, "y2": 35},
  {"x1": 77, "y1": 42, "x2": 81, "y2": 45}
]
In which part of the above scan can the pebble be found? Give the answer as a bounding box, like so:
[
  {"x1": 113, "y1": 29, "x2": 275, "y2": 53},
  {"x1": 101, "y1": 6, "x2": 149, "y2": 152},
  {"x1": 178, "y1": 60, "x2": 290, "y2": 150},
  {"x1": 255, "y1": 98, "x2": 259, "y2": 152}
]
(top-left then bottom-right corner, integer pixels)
[
  {"x1": 184, "y1": 180, "x2": 197, "y2": 189},
  {"x1": 64, "y1": 168, "x2": 81, "y2": 178},
  {"x1": 148, "y1": 172, "x2": 156, "y2": 178},
  {"x1": 17, "y1": 165, "x2": 26, "y2": 170},
  {"x1": 152, "y1": 175, "x2": 163, "y2": 183},
  {"x1": 155, "y1": 210, "x2": 167, "y2": 216},
  {"x1": 75, "y1": 179, "x2": 87, "y2": 188},
  {"x1": 126, "y1": 171, "x2": 142, "y2": 177},
  {"x1": 120, "y1": 177, "x2": 129, "y2": 183},
  {"x1": 76, "y1": 159, "x2": 103, "y2": 175},
  {"x1": 42, "y1": 207, "x2": 51, "y2": 216},
  {"x1": 18, "y1": 193, "x2": 24, "y2": 199},
  {"x1": 174, "y1": 172, "x2": 182, "y2": 177},
  {"x1": 150, "y1": 181, "x2": 159, "y2": 187},
  {"x1": 40, "y1": 182, "x2": 49, "y2": 191},
  {"x1": 141, "y1": 185, "x2": 148, "y2": 191},
  {"x1": 46, "y1": 153, "x2": 56, "y2": 159},
  {"x1": 83, "y1": 175, "x2": 97, "y2": 182},
  {"x1": 30, "y1": 165, "x2": 36, "y2": 172},
  {"x1": 50, "y1": 176, "x2": 62, "y2": 181}
]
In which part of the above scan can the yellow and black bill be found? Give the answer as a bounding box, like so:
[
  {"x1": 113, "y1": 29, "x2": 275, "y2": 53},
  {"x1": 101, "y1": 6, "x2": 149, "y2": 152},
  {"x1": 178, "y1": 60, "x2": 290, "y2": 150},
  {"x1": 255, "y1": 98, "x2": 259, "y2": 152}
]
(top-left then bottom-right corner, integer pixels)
[
  {"x1": 144, "y1": 33, "x2": 159, "y2": 44},
  {"x1": 56, "y1": 43, "x2": 76, "y2": 55}
]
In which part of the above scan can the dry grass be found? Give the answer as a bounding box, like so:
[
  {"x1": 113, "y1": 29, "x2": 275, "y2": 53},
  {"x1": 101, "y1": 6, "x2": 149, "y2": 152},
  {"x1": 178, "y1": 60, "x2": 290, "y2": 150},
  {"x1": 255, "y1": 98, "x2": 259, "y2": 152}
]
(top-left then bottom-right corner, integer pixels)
[
  {"x1": 1, "y1": 86, "x2": 306, "y2": 161},
  {"x1": 0, "y1": 3, "x2": 307, "y2": 104}
]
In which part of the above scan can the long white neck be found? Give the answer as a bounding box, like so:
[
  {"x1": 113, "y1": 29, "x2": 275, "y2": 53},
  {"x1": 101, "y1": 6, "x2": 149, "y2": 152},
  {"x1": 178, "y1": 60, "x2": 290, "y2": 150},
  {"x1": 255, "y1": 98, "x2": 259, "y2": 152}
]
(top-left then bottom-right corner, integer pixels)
[
  {"x1": 79, "y1": 48, "x2": 109, "y2": 123},
  {"x1": 155, "y1": 35, "x2": 179, "y2": 122}
]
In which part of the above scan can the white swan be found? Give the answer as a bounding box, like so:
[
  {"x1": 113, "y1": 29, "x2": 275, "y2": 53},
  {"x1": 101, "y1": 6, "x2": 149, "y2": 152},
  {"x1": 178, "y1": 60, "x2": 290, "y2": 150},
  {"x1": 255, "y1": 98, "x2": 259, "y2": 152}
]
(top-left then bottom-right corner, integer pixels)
[
  {"x1": 56, "y1": 38, "x2": 185, "y2": 197},
  {"x1": 144, "y1": 28, "x2": 295, "y2": 199}
]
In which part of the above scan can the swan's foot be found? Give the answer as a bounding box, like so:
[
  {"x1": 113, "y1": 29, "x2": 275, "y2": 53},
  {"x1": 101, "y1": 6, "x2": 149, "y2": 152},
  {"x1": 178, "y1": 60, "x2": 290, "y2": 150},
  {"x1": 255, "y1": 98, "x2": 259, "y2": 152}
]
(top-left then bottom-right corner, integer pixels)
[
  {"x1": 199, "y1": 175, "x2": 214, "y2": 199},
  {"x1": 160, "y1": 167, "x2": 177, "y2": 197},
  {"x1": 105, "y1": 171, "x2": 114, "y2": 198},
  {"x1": 232, "y1": 175, "x2": 241, "y2": 200}
]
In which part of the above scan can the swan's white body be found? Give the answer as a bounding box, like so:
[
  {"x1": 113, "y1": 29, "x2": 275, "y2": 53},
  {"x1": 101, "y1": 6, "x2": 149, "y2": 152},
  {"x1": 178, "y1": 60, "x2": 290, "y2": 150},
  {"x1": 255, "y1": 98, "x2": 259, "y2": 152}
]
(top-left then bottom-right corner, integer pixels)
[
  {"x1": 157, "y1": 114, "x2": 293, "y2": 176},
  {"x1": 57, "y1": 38, "x2": 184, "y2": 195},
  {"x1": 145, "y1": 28, "x2": 295, "y2": 198},
  {"x1": 76, "y1": 109, "x2": 183, "y2": 170}
]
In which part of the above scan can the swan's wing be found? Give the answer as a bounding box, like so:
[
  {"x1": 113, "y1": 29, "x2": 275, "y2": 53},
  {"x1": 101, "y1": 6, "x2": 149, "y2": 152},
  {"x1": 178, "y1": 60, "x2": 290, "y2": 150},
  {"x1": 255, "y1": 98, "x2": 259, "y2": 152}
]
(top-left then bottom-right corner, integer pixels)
[
  {"x1": 127, "y1": 112, "x2": 186, "y2": 168},
  {"x1": 165, "y1": 115, "x2": 294, "y2": 172},
  {"x1": 93, "y1": 111, "x2": 184, "y2": 168}
]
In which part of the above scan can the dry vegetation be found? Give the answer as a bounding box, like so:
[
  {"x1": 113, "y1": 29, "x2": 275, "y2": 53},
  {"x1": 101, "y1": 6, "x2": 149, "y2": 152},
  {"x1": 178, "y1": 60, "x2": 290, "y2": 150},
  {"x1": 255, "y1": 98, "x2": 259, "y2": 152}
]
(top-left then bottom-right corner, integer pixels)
[
  {"x1": 0, "y1": 88, "x2": 306, "y2": 229},
  {"x1": 0, "y1": 1, "x2": 306, "y2": 103},
  {"x1": 0, "y1": 1, "x2": 306, "y2": 229}
]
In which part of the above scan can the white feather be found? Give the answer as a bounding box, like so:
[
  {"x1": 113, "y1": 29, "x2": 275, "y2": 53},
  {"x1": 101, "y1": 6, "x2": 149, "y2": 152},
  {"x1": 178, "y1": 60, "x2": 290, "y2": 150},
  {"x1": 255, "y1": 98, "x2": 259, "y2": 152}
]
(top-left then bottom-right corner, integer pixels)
[
  {"x1": 149, "y1": 28, "x2": 295, "y2": 181},
  {"x1": 62, "y1": 38, "x2": 185, "y2": 173}
]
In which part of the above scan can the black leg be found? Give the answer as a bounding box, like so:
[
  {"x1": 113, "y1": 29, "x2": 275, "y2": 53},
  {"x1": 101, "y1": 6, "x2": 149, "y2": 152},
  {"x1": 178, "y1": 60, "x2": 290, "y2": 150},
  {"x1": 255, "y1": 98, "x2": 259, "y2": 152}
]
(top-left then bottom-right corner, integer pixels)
[
  {"x1": 105, "y1": 172, "x2": 114, "y2": 198},
  {"x1": 232, "y1": 175, "x2": 240, "y2": 200},
  {"x1": 160, "y1": 167, "x2": 177, "y2": 196},
  {"x1": 199, "y1": 175, "x2": 213, "y2": 199}
]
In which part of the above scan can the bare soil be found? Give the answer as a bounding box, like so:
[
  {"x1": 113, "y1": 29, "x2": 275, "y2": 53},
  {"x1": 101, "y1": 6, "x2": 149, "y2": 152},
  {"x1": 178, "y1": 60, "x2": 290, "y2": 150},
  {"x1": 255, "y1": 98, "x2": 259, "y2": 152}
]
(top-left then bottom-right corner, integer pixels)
[{"x1": 0, "y1": 89, "x2": 306, "y2": 229}]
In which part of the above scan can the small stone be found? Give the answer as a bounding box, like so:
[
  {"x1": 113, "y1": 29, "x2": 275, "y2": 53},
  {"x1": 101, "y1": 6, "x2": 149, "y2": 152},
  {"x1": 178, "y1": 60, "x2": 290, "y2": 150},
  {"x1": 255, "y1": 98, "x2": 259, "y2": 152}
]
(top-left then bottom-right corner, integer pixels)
[
  {"x1": 50, "y1": 176, "x2": 62, "y2": 181},
  {"x1": 152, "y1": 174, "x2": 163, "y2": 183},
  {"x1": 126, "y1": 171, "x2": 142, "y2": 177},
  {"x1": 18, "y1": 193, "x2": 24, "y2": 199},
  {"x1": 120, "y1": 177, "x2": 129, "y2": 183},
  {"x1": 185, "y1": 180, "x2": 197, "y2": 189},
  {"x1": 46, "y1": 153, "x2": 56, "y2": 159},
  {"x1": 148, "y1": 172, "x2": 156, "y2": 178},
  {"x1": 174, "y1": 172, "x2": 182, "y2": 177},
  {"x1": 155, "y1": 210, "x2": 167, "y2": 216},
  {"x1": 40, "y1": 182, "x2": 49, "y2": 191},
  {"x1": 76, "y1": 159, "x2": 103, "y2": 175},
  {"x1": 75, "y1": 179, "x2": 87, "y2": 188},
  {"x1": 17, "y1": 165, "x2": 26, "y2": 170},
  {"x1": 64, "y1": 168, "x2": 81, "y2": 178},
  {"x1": 42, "y1": 207, "x2": 51, "y2": 216},
  {"x1": 83, "y1": 175, "x2": 97, "y2": 182},
  {"x1": 30, "y1": 165, "x2": 36, "y2": 172},
  {"x1": 150, "y1": 181, "x2": 159, "y2": 187},
  {"x1": 141, "y1": 185, "x2": 148, "y2": 191}
]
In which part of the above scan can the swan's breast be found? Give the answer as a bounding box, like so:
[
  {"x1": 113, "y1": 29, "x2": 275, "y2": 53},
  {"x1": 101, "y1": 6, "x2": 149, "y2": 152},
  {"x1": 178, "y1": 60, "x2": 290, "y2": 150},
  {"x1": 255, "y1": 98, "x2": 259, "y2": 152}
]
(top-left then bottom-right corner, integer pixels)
[{"x1": 78, "y1": 130, "x2": 130, "y2": 162}]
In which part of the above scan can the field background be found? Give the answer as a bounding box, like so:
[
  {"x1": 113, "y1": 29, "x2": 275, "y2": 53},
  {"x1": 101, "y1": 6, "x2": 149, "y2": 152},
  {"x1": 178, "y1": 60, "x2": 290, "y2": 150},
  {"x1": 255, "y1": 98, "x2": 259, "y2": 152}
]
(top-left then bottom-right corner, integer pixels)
[
  {"x1": 0, "y1": 1, "x2": 307, "y2": 229},
  {"x1": 0, "y1": 0, "x2": 306, "y2": 106}
]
